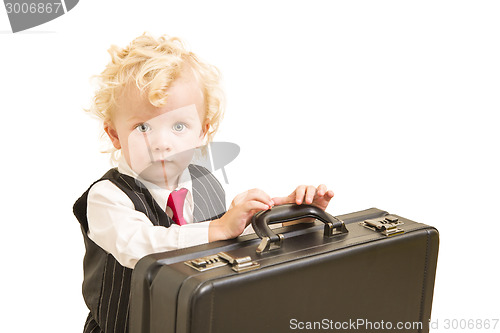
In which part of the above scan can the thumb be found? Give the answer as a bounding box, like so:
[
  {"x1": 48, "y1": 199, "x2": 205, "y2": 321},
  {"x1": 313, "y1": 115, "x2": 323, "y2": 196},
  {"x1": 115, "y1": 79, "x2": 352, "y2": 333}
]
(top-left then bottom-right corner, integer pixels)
[{"x1": 271, "y1": 196, "x2": 290, "y2": 206}]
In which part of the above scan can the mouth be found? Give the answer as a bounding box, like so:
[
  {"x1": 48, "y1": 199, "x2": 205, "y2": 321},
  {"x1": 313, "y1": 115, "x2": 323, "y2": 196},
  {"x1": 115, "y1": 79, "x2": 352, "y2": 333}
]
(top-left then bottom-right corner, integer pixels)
[{"x1": 157, "y1": 159, "x2": 174, "y2": 164}]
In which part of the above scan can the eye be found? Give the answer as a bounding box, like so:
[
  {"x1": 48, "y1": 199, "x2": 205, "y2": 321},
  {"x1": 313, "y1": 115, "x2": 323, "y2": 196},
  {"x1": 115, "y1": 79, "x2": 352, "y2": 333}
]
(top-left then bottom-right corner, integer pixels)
[
  {"x1": 173, "y1": 122, "x2": 186, "y2": 132},
  {"x1": 135, "y1": 123, "x2": 151, "y2": 133}
]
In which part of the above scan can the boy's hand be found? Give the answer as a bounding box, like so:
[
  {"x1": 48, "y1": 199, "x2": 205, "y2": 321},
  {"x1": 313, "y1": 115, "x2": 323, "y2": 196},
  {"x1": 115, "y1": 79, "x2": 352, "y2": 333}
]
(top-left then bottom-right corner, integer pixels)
[
  {"x1": 209, "y1": 189, "x2": 274, "y2": 242},
  {"x1": 271, "y1": 184, "x2": 334, "y2": 211}
]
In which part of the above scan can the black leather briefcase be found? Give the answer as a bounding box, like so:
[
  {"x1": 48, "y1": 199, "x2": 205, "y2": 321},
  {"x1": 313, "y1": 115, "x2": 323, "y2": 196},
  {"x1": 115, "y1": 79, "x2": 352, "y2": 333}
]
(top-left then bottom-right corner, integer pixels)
[{"x1": 130, "y1": 204, "x2": 439, "y2": 333}]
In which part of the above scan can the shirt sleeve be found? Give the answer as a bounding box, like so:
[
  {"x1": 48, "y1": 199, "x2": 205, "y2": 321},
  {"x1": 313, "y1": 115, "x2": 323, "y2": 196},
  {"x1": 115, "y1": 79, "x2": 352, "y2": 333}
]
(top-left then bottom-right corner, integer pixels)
[{"x1": 87, "y1": 180, "x2": 211, "y2": 269}]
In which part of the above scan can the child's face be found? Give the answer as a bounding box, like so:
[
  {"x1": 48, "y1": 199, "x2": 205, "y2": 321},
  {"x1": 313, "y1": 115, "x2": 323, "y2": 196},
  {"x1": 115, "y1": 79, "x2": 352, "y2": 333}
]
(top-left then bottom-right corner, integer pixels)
[{"x1": 105, "y1": 68, "x2": 208, "y2": 188}]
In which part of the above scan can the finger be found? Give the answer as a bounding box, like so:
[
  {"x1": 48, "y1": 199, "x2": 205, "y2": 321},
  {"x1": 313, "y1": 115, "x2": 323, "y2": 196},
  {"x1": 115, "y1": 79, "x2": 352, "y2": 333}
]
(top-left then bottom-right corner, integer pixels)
[
  {"x1": 232, "y1": 191, "x2": 250, "y2": 206},
  {"x1": 242, "y1": 188, "x2": 274, "y2": 206},
  {"x1": 318, "y1": 190, "x2": 335, "y2": 207},
  {"x1": 325, "y1": 190, "x2": 334, "y2": 199},
  {"x1": 244, "y1": 200, "x2": 270, "y2": 212},
  {"x1": 295, "y1": 185, "x2": 306, "y2": 205},
  {"x1": 271, "y1": 196, "x2": 290, "y2": 206},
  {"x1": 305, "y1": 185, "x2": 317, "y2": 204},
  {"x1": 317, "y1": 184, "x2": 327, "y2": 197}
]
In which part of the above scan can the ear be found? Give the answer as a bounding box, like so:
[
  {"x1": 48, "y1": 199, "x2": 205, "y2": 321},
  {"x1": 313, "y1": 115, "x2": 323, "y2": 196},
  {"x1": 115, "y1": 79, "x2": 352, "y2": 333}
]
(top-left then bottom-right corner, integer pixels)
[
  {"x1": 104, "y1": 122, "x2": 122, "y2": 149},
  {"x1": 199, "y1": 121, "x2": 210, "y2": 141}
]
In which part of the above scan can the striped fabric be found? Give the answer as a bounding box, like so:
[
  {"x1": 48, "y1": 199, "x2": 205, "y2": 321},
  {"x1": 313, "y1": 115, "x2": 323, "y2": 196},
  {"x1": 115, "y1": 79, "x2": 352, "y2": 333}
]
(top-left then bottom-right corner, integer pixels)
[
  {"x1": 74, "y1": 164, "x2": 226, "y2": 333},
  {"x1": 189, "y1": 164, "x2": 226, "y2": 222}
]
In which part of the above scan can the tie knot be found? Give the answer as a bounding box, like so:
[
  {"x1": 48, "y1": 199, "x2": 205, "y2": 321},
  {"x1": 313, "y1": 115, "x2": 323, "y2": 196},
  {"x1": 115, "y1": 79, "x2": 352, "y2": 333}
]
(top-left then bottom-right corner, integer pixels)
[{"x1": 167, "y1": 188, "x2": 188, "y2": 226}]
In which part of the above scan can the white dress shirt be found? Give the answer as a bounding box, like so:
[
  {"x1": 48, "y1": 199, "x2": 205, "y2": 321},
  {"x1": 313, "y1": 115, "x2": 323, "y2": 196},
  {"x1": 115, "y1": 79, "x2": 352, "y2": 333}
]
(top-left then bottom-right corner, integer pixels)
[{"x1": 87, "y1": 157, "x2": 214, "y2": 269}]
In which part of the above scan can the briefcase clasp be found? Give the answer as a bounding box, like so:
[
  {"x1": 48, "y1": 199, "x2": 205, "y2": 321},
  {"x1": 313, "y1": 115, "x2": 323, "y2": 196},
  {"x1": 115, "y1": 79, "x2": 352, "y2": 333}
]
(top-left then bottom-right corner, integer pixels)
[
  {"x1": 218, "y1": 252, "x2": 261, "y2": 273},
  {"x1": 256, "y1": 233, "x2": 284, "y2": 254},
  {"x1": 184, "y1": 252, "x2": 261, "y2": 273},
  {"x1": 360, "y1": 216, "x2": 404, "y2": 237},
  {"x1": 184, "y1": 254, "x2": 229, "y2": 272}
]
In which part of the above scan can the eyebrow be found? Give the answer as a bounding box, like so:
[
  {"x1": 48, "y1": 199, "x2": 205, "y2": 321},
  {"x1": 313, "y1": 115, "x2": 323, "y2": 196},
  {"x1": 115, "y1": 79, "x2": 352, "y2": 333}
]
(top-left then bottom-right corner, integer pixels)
[
  {"x1": 126, "y1": 110, "x2": 161, "y2": 125},
  {"x1": 172, "y1": 111, "x2": 201, "y2": 123},
  {"x1": 127, "y1": 105, "x2": 202, "y2": 125},
  {"x1": 126, "y1": 111, "x2": 151, "y2": 124}
]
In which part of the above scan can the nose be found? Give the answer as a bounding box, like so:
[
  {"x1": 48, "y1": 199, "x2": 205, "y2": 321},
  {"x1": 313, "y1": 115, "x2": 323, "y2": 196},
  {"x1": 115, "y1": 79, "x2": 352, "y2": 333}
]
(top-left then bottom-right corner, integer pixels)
[{"x1": 147, "y1": 130, "x2": 173, "y2": 154}]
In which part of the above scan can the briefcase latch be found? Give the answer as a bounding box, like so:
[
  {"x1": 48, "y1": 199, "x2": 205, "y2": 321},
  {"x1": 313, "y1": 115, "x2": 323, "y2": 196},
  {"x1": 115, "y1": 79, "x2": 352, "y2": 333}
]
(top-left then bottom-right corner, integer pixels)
[
  {"x1": 360, "y1": 216, "x2": 404, "y2": 236},
  {"x1": 184, "y1": 254, "x2": 229, "y2": 272},
  {"x1": 218, "y1": 252, "x2": 261, "y2": 273},
  {"x1": 256, "y1": 234, "x2": 285, "y2": 254}
]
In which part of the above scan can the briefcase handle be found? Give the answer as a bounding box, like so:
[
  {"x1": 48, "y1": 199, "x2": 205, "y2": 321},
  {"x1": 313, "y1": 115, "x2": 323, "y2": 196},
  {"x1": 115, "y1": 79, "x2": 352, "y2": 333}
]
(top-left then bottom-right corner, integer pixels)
[{"x1": 251, "y1": 204, "x2": 348, "y2": 253}]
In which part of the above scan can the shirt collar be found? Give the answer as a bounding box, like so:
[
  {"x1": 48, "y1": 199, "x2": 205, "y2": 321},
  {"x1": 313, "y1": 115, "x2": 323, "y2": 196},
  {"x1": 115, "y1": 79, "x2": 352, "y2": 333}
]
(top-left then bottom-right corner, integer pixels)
[{"x1": 117, "y1": 156, "x2": 194, "y2": 210}]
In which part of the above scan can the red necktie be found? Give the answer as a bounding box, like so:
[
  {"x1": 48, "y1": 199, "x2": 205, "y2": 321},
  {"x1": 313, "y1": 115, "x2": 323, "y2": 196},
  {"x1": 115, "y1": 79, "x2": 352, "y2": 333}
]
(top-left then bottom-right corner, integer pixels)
[{"x1": 167, "y1": 188, "x2": 188, "y2": 226}]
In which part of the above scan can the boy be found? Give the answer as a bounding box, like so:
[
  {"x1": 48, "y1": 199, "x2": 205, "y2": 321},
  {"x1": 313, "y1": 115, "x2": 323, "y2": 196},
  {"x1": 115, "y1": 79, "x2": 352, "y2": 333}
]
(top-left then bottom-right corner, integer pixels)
[{"x1": 74, "y1": 33, "x2": 334, "y2": 333}]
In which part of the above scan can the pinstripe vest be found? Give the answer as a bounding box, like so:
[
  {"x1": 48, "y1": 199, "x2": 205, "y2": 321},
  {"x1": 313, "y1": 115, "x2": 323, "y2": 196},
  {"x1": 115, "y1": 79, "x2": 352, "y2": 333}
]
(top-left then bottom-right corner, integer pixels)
[{"x1": 74, "y1": 164, "x2": 226, "y2": 333}]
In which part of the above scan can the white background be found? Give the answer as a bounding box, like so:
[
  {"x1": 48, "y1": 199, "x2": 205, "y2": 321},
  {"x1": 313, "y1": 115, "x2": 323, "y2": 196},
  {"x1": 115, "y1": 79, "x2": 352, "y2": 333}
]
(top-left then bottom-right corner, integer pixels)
[{"x1": 0, "y1": 1, "x2": 498, "y2": 332}]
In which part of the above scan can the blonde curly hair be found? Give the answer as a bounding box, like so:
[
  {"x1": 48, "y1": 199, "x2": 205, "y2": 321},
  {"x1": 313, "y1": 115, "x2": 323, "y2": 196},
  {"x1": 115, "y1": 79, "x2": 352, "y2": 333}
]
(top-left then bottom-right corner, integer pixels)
[{"x1": 86, "y1": 32, "x2": 225, "y2": 163}]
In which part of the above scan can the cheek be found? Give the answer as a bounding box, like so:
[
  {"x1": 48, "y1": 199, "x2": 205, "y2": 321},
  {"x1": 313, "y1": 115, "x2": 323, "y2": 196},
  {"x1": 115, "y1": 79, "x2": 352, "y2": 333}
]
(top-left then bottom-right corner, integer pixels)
[
  {"x1": 126, "y1": 132, "x2": 154, "y2": 171},
  {"x1": 185, "y1": 132, "x2": 204, "y2": 150}
]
